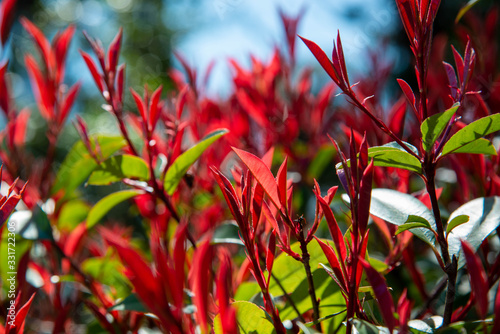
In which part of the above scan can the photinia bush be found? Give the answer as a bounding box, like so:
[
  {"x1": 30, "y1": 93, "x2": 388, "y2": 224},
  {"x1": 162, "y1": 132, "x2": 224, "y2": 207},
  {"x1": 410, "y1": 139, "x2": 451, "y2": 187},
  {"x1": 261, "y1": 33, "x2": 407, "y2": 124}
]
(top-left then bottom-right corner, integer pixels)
[{"x1": 1, "y1": 0, "x2": 500, "y2": 333}]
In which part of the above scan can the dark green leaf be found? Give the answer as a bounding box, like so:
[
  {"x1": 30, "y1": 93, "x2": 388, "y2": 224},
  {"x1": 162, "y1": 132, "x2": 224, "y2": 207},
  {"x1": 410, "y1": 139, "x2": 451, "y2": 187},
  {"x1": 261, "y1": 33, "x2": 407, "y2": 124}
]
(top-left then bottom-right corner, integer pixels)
[
  {"x1": 51, "y1": 135, "x2": 127, "y2": 196},
  {"x1": 108, "y1": 294, "x2": 148, "y2": 312},
  {"x1": 441, "y1": 113, "x2": 500, "y2": 157},
  {"x1": 421, "y1": 104, "x2": 459, "y2": 152},
  {"x1": 447, "y1": 197, "x2": 500, "y2": 269},
  {"x1": 87, "y1": 189, "x2": 144, "y2": 229},
  {"x1": 446, "y1": 214, "x2": 469, "y2": 235},
  {"x1": 87, "y1": 155, "x2": 150, "y2": 185},
  {"x1": 164, "y1": 128, "x2": 228, "y2": 195},
  {"x1": 212, "y1": 222, "x2": 244, "y2": 246}
]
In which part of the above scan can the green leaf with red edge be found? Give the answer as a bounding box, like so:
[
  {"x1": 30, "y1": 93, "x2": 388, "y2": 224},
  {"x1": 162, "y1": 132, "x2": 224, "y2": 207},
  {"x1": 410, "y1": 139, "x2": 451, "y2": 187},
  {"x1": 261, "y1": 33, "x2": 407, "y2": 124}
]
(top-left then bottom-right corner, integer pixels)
[
  {"x1": 441, "y1": 113, "x2": 500, "y2": 157},
  {"x1": 87, "y1": 189, "x2": 144, "y2": 229},
  {"x1": 461, "y1": 240, "x2": 488, "y2": 318},
  {"x1": 87, "y1": 154, "x2": 150, "y2": 185},
  {"x1": 232, "y1": 147, "x2": 281, "y2": 210},
  {"x1": 421, "y1": 103, "x2": 459, "y2": 153},
  {"x1": 360, "y1": 258, "x2": 395, "y2": 333},
  {"x1": 164, "y1": 128, "x2": 228, "y2": 195}
]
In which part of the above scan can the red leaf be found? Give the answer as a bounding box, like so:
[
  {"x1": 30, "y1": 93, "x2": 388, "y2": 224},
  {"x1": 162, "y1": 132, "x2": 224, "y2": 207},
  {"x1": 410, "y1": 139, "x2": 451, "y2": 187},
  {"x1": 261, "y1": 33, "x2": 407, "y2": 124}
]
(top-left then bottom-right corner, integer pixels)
[
  {"x1": 276, "y1": 157, "x2": 288, "y2": 210},
  {"x1": 266, "y1": 232, "x2": 276, "y2": 286},
  {"x1": 397, "y1": 79, "x2": 415, "y2": 108},
  {"x1": 461, "y1": 240, "x2": 488, "y2": 318},
  {"x1": 191, "y1": 239, "x2": 213, "y2": 334},
  {"x1": 360, "y1": 258, "x2": 395, "y2": 333},
  {"x1": 217, "y1": 253, "x2": 237, "y2": 334},
  {"x1": 493, "y1": 281, "x2": 500, "y2": 334},
  {"x1": 299, "y1": 35, "x2": 340, "y2": 86},
  {"x1": 5, "y1": 292, "x2": 36, "y2": 334},
  {"x1": 107, "y1": 27, "x2": 122, "y2": 73},
  {"x1": 0, "y1": 0, "x2": 16, "y2": 46},
  {"x1": 0, "y1": 181, "x2": 25, "y2": 227},
  {"x1": 130, "y1": 88, "x2": 148, "y2": 127},
  {"x1": 232, "y1": 147, "x2": 281, "y2": 211},
  {"x1": 116, "y1": 63, "x2": 125, "y2": 102},
  {"x1": 388, "y1": 97, "x2": 407, "y2": 138},
  {"x1": 21, "y1": 18, "x2": 54, "y2": 73},
  {"x1": 358, "y1": 160, "x2": 374, "y2": 236},
  {"x1": 80, "y1": 50, "x2": 105, "y2": 94},
  {"x1": 149, "y1": 85, "x2": 162, "y2": 131},
  {"x1": 315, "y1": 237, "x2": 347, "y2": 293},
  {"x1": 53, "y1": 25, "x2": 75, "y2": 85},
  {"x1": 314, "y1": 190, "x2": 346, "y2": 261},
  {"x1": 24, "y1": 54, "x2": 53, "y2": 119},
  {"x1": 451, "y1": 45, "x2": 464, "y2": 85},
  {"x1": 58, "y1": 82, "x2": 80, "y2": 125}
]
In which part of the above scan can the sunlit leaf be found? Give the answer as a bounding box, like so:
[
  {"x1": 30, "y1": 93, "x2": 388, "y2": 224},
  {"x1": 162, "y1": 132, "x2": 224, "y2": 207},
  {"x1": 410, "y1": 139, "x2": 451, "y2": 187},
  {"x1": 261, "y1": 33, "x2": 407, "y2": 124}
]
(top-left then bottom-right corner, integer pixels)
[
  {"x1": 446, "y1": 214, "x2": 469, "y2": 235},
  {"x1": 213, "y1": 301, "x2": 275, "y2": 334},
  {"x1": 421, "y1": 103, "x2": 459, "y2": 152},
  {"x1": 87, "y1": 189, "x2": 144, "y2": 229},
  {"x1": 87, "y1": 154, "x2": 150, "y2": 185},
  {"x1": 441, "y1": 113, "x2": 500, "y2": 157},
  {"x1": 164, "y1": 128, "x2": 228, "y2": 195},
  {"x1": 445, "y1": 138, "x2": 497, "y2": 156}
]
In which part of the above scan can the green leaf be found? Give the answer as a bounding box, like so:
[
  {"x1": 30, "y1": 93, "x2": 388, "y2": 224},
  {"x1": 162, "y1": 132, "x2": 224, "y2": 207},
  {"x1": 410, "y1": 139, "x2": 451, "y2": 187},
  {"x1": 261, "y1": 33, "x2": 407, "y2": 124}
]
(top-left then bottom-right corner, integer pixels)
[
  {"x1": 51, "y1": 135, "x2": 127, "y2": 196},
  {"x1": 58, "y1": 200, "x2": 91, "y2": 230},
  {"x1": 421, "y1": 103, "x2": 459, "y2": 152},
  {"x1": 336, "y1": 141, "x2": 422, "y2": 174},
  {"x1": 307, "y1": 145, "x2": 335, "y2": 180},
  {"x1": 234, "y1": 282, "x2": 261, "y2": 301},
  {"x1": 213, "y1": 301, "x2": 276, "y2": 334},
  {"x1": 87, "y1": 189, "x2": 144, "y2": 229},
  {"x1": 82, "y1": 255, "x2": 129, "y2": 298},
  {"x1": 108, "y1": 293, "x2": 148, "y2": 312},
  {"x1": 437, "y1": 319, "x2": 493, "y2": 334},
  {"x1": 447, "y1": 197, "x2": 500, "y2": 269},
  {"x1": 357, "y1": 189, "x2": 436, "y2": 246},
  {"x1": 164, "y1": 128, "x2": 228, "y2": 195},
  {"x1": 396, "y1": 215, "x2": 433, "y2": 235},
  {"x1": 87, "y1": 155, "x2": 150, "y2": 185},
  {"x1": 10, "y1": 205, "x2": 54, "y2": 240},
  {"x1": 441, "y1": 113, "x2": 500, "y2": 157},
  {"x1": 446, "y1": 138, "x2": 497, "y2": 155},
  {"x1": 352, "y1": 319, "x2": 391, "y2": 333},
  {"x1": 446, "y1": 214, "x2": 469, "y2": 235}
]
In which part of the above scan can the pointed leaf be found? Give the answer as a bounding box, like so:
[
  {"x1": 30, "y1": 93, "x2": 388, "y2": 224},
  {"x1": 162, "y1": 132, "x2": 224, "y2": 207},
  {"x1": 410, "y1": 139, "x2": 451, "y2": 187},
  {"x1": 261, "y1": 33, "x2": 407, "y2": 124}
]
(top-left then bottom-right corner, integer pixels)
[
  {"x1": 87, "y1": 155, "x2": 150, "y2": 185},
  {"x1": 213, "y1": 301, "x2": 275, "y2": 334},
  {"x1": 396, "y1": 222, "x2": 433, "y2": 236},
  {"x1": 87, "y1": 189, "x2": 144, "y2": 229},
  {"x1": 421, "y1": 103, "x2": 459, "y2": 152},
  {"x1": 461, "y1": 240, "x2": 488, "y2": 318},
  {"x1": 441, "y1": 113, "x2": 500, "y2": 157},
  {"x1": 164, "y1": 129, "x2": 228, "y2": 195},
  {"x1": 232, "y1": 147, "x2": 281, "y2": 210},
  {"x1": 447, "y1": 196, "x2": 500, "y2": 269},
  {"x1": 446, "y1": 214, "x2": 469, "y2": 235}
]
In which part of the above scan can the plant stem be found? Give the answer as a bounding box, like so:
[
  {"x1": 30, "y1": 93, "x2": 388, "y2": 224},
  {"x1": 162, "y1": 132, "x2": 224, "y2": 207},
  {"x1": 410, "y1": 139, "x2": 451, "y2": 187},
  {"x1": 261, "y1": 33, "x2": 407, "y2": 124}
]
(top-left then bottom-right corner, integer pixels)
[
  {"x1": 298, "y1": 235, "x2": 322, "y2": 331},
  {"x1": 424, "y1": 162, "x2": 458, "y2": 326}
]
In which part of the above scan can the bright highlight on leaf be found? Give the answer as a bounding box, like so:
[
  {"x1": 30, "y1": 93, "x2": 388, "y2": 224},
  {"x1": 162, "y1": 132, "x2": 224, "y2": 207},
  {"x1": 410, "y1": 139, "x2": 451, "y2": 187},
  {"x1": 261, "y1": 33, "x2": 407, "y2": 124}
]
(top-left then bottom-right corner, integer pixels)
[{"x1": 164, "y1": 128, "x2": 228, "y2": 195}]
